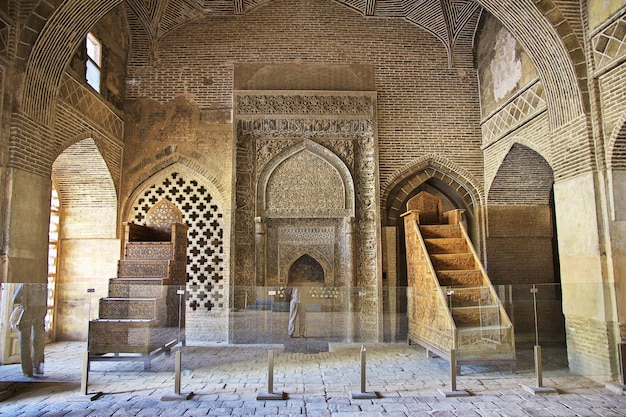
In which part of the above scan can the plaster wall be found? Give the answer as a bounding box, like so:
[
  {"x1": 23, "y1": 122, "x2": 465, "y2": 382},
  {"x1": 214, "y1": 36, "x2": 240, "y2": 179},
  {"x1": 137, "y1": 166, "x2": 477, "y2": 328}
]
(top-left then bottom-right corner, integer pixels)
[
  {"x1": 588, "y1": 0, "x2": 626, "y2": 31},
  {"x1": 475, "y1": 12, "x2": 538, "y2": 119},
  {"x1": 56, "y1": 238, "x2": 119, "y2": 340},
  {"x1": 610, "y1": 217, "x2": 626, "y2": 337}
]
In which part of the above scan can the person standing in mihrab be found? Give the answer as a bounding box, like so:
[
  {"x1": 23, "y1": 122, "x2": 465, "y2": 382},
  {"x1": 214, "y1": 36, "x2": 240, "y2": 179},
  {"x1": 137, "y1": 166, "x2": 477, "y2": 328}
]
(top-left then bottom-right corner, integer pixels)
[{"x1": 288, "y1": 286, "x2": 306, "y2": 338}]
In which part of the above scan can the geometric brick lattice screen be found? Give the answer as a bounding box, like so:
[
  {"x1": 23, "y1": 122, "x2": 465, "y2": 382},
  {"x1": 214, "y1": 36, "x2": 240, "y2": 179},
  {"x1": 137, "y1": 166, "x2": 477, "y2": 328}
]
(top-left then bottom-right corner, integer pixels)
[{"x1": 130, "y1": 171, "x2": 225, "y2": 312}]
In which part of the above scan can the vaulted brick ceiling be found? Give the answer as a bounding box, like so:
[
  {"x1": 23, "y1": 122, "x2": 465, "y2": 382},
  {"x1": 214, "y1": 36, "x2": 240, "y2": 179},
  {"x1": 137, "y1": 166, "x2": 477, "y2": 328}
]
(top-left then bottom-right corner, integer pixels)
[{"x1": 125, "y1": 0, "x2": 482, "y2": 63}]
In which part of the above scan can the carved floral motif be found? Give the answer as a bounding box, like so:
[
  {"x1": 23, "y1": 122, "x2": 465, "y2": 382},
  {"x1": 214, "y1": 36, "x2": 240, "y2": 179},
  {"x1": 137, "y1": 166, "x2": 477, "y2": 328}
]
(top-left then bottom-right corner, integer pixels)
[{"x1": 237, "y1": 95, "x2": 373, "y2": 116}]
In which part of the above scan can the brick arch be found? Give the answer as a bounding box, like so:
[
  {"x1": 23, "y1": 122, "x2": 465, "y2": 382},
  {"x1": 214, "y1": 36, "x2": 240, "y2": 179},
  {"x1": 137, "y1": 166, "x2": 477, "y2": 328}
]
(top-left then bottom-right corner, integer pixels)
[
  {"x1": 488, "y1": 143, "x2": 554, "y2": 206},
  {"x1": 518, "y1": 0, "x2": 588, "y2": 113},
  {"x1": 15, "y1": 0, "x2": 65, "y2": 68},
  {"x1": 485, "y1": 138, "x2": 552, "y2": 192},
  {"x1": 21, "y1": 0, "x2": 123, "y2": 125},
  {"x1": 52, "y1": 137, "x2": 118, "y2": 238},
  {"x1": 54, "y1": 131, "x2": 122, "y2": 193},
  {"x1": 122, "y1": 156, "x2": 229, "y2": 222},
  {"x1": 478, "y1": 0, "x2": 585, "y2": 128},
  {"x1": 381, "y1": 154, "x2": 483, "y2": 226},
  {"x1": 608, "y1": 114, "x2": 626, "y2": 170}
]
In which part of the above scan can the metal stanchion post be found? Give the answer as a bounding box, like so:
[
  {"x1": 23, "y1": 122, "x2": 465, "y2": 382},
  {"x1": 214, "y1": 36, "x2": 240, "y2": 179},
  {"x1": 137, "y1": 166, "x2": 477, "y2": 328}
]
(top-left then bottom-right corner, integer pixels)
[
  {"x1": 162, "y1": 349, "x2": 194, "y2": 400},
  {"x1": 257, "y1": 349, "x2": 286, "y2": 400},
  {"x1": 352, "y1": 345, "x2": 377, "y2": 399},
  {"x1": 522, "y1": 285, "x2": 557, "y2": 395},
  {"x1": 68, "y1": 289, "x2": 102, "y2": 402},
  {"x1": 162, "y1": 287, "x2": 193, "y2": 401}
]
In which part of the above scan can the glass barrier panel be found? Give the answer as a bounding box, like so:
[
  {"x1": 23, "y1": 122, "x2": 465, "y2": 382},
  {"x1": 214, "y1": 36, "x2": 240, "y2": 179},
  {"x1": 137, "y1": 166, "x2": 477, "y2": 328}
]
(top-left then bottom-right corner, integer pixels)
[{"x1": 0, "y1": 282, "x2": 618, "y2": 388}]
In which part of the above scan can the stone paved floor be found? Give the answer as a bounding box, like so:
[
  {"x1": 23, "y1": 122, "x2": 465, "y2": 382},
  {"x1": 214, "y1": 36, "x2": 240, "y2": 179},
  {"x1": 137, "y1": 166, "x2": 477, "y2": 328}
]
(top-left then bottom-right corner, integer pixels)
[{"x1": 0, "y1": 341, "x2": 625, "y2": 416}]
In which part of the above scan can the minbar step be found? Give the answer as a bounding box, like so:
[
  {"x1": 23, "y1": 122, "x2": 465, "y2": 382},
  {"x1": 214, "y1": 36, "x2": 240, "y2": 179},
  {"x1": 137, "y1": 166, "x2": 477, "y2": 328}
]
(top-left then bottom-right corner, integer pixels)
[
  {"x1": 98, "y1": 297, "x2": 166, "y2": 321},
  {"x1": 445, "y1": 286, "x2": 491, "y2": 307},
  {"x1": 124, "y1": 242, "x2": 174, "y2": 261},
  {"x1": 424, "y1": 238, "x2": 467, "y2": 254},
  {"x1": 431, "y1": 253, "x2": 474, "y2": 270},
  {"x1": 118, "y1": 259, "x2": 172, "y2": 279},
  {"x1": 437, "y1": 270, "x2": 483, "y2": 286},
  {"x1": 108, "y1": 278, "x2": 168, "y2": 298},
  {"x1": 419, "y1": 225, "x2": 461, "y2": 239},
  {"x1": 88, "y1": 319, "x2": 179, "y2": 355}
]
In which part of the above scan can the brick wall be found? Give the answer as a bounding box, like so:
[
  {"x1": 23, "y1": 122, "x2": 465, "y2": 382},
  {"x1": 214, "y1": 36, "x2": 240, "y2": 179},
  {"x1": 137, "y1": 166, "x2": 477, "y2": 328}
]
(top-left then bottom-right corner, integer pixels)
[{"x1": 125, "y1": 0, "x2": 484, "y2": 192}]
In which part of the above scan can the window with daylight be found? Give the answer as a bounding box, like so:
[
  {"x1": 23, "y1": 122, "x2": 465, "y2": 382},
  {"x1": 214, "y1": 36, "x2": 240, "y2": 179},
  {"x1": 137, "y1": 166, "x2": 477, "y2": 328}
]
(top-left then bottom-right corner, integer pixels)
[
  {"x1": 86, "y1": 32, "x2": 102, "y2": 92},
  {"x1": 46, "y1": 187, "x2": 60, "y2": 339}
]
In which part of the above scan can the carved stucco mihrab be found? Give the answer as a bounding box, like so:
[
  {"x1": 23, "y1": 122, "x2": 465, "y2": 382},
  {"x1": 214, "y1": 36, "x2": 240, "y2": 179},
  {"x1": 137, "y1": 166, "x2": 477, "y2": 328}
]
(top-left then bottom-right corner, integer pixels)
[
  {"x1": 266, "y1": 151, "x2": 345, "y2": 217},
  {"x1": 234, "y1": 91, "x2": 381, "y2": 341}
]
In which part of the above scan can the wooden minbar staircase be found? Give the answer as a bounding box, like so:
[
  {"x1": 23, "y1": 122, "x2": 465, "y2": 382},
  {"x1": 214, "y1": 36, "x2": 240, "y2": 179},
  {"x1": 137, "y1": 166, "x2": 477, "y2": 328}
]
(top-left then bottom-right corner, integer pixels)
[
  {"x1": 88, "y1": 200, "x2": 188, "y2": 369},
  {"x1": 402, "y1": 192, "x2": 516, "y2": 372}
]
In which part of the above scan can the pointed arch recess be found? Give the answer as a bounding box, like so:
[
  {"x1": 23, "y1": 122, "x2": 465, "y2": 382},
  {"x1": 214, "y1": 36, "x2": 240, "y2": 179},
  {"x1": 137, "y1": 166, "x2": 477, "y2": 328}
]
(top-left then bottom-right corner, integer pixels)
[
  {"x1": 487, "y1": 143, "x2": 554, "y2": 206},
  {"x1": 257, "y1": 139, "x2": 355, "y2": 218},
  {"x1": 284, "y1": 249, "x2": 333, "y2": 286},
  {"x1": 382, "y1": 154, "x2": 482, "y2": 225},
  {"x1": 608, "y1": 113, "x2": 626, "y2": 170},
  {"x1": 52, "y1": 137, "x2": 118, "y2": 238},
  {"x1": 123, "y1": 160, "x2": 227, "y2": 223}
]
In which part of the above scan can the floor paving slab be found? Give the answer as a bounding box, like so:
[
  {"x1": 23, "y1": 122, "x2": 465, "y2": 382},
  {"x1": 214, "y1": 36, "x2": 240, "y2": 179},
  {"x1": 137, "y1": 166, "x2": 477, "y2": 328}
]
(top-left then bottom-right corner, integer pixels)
[{"x1": 0, "y1": 342, "x2": 626, "y2": 416}]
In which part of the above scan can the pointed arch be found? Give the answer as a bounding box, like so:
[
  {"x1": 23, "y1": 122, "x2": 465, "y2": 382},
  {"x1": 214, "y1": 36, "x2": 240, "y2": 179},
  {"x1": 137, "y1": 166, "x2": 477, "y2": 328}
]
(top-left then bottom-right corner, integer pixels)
[
  {"x1": 257, "y1": 139, "x2": 355, "y2": 218},
  {"x1": 122, "y1": 156, "x2": 229, "y2": 222},
  {"x1": 381, "y1": 154, "x2": 482, "y2": 226},
  {"x1": 21, "y1": 0, "x2": 124, "y2": 125},
  {"x1": 608, "y1": 113, "x2": 626, "y2": 170},
  {"x1": 488, "y1": 143, "x2": 554, "y2": 206},
  {"x1": 484, "y1": 139, "x2": 553, "y2": 193},
  {"x1": 285, "y1": 251, "x2": 332, "y2": 285},
  {"x1": 124, "y1": 162, "x2": 230, "y2": 316},
  {"x1": 52, "y1": 137, "x2": 117, "y2": 238}
]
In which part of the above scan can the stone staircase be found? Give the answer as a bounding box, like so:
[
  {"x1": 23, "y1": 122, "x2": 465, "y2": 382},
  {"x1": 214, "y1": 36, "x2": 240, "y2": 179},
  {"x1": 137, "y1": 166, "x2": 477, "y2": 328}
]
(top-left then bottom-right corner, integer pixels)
[
  {"x1": 403, "y1": 192, "x2": 515, "y2": 372},
  {"x1": 88, "y1": 213, "x2": 188, "y2": 370}
]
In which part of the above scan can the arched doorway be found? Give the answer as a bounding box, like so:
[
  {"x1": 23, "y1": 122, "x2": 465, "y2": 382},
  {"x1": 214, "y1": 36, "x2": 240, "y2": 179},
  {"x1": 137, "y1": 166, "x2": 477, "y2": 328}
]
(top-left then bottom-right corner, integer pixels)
[
  {"x1": 382, "y1": 162, "x2": 480, "y2": 342},
  {"x1": 487, "y1": 143, "x2": 565, "y2": 360}
]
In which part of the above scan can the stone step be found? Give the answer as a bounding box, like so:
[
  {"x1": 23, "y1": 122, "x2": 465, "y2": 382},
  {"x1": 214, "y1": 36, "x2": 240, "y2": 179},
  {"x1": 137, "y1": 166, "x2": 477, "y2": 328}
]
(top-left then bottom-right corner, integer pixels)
[
  {"x1": 99, "y1": 297, "x2": 166, "y2": 321},
  {"x1": 124, "y1": 242, "x2": 174, "y2": 261},
  {"x1": 419, "y1": 224, "x2": 461, "y2": 239},
  {"x1": 118, "y1": 260, "x2": 171, "y2": 279},
  {"x1": 88, "y1": 319, "x2": 179, "y2": 355},
  {"x1": 108, "y1": 278, "x2": 168, "y2": 298},
  {"x1": 445, "y1": 286, "x2": 492, "y2": 307},
  {"x1": 424, "y1": 237, "x2": 467, "y2": 254},
  {"x1": 452, "y1": 305, "x2": 501, "y2": 327},
  {"x1": 430, "y1": 253, "x2": 474, "y2": 270},
  {"x1": 437, "y1": 270, "x2": 483, "y2": 286}
]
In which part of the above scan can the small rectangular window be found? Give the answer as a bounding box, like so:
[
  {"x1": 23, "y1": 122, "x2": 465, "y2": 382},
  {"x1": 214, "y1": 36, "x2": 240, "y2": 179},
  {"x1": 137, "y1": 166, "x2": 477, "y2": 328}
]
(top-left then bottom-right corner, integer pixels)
[{"x1": 86, "y1": 33, "x2": 101, "y2": 92}]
